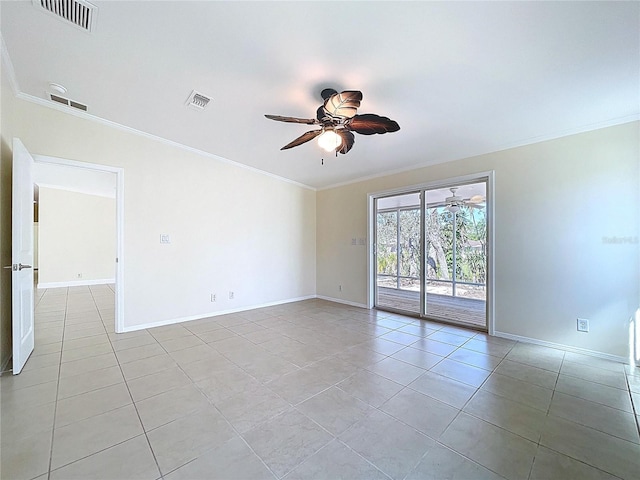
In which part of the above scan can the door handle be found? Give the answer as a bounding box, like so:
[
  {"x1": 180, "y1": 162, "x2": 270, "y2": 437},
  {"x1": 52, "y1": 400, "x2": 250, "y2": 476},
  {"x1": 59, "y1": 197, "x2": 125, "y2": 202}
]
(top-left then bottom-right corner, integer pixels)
[{"x1": 3, "y1": 264, "x2": 32, "y2": 271}]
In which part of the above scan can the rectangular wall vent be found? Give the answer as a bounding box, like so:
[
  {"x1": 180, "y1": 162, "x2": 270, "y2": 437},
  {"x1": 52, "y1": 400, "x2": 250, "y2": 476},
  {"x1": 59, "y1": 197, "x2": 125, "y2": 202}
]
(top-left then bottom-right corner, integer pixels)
[
  {"x1": 49, "y1": 93, "x2": 88, "y2": 112},
  {"x1": 186, "y1": 90, "x2": 212, "y2": 110},
  {"x1": 33, "y1": 0, "x2": 98, "y2": 33}
]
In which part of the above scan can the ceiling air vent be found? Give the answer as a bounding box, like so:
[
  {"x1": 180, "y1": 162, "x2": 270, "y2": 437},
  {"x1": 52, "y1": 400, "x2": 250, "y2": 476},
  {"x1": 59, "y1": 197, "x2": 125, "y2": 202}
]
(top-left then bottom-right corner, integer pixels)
[
  {"x1": 49, "y1": 93, "x2": 87, "y2": 112},
  {"x1": 186, "y1": 90, "x2": 212, "y2": 111},
  {"x1": 50, "y1": 93, "x2": 69, "y2": 105},
  {"x1": 32, "y1": 0, "x2": 98, "y2": 33}
]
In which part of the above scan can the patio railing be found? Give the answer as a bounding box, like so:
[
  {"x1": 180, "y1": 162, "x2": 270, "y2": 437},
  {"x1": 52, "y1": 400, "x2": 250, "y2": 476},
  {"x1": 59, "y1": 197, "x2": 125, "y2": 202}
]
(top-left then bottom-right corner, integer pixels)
[{"x1": 377, "y1": 273, "x2": 485, "y2": 298}]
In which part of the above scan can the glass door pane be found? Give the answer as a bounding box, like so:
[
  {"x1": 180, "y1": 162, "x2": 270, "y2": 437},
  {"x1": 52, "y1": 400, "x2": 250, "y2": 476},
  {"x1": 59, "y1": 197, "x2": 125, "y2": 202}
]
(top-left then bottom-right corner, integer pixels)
[
  {"x1": 424, "y1": 182, "x2": 487, "y2": 328},
  {"x1": 376, "y1": 210, "x2": 398, "y2": 291},
  {"x1": 375, "y1": 192, "x2": 421, "y2": 314}
]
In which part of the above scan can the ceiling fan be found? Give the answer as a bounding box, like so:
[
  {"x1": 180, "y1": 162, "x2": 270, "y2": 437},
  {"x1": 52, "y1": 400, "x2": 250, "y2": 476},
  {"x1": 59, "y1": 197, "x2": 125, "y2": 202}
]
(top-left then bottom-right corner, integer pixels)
[
  {"x1": 445, "y1": 187, "x2": 485, "y2": 213},
  {"x1": 265, "y1": 89, "x2": 400, "y2": 155}
]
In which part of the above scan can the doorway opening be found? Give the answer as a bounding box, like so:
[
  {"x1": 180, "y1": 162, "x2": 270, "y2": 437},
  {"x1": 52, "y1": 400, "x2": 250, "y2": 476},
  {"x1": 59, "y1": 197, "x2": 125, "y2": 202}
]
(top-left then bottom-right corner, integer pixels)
[
  {"x1": 8, "y1": 140, "x2": 124, "y2": 375},
  {"x1": 371, "y1": 173, "x2": 493, "y2": 331},
  {"x1": 33, "y1": 155, "x2": 124, "y2": 334}
]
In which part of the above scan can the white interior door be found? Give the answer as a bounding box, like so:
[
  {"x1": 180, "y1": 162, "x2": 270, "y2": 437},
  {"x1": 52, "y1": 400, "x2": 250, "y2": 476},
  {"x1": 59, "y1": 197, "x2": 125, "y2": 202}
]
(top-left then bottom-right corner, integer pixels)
[{"x1": 11, "y1": 138, "x2": 35, "y2": 374}]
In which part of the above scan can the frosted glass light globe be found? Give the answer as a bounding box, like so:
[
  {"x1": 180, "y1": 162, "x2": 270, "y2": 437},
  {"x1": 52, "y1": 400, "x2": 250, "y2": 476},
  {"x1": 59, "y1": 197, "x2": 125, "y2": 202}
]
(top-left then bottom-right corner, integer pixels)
[{"x1": 318, "y1": 130, "x2": 342, "y2": 152}]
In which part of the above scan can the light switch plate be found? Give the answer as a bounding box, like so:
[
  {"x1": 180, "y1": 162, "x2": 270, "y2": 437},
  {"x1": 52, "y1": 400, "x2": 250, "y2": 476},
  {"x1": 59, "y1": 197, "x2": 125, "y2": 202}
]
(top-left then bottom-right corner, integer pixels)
[{"x1": 160, "y1": 234, "x2": 170, "y2": 244}]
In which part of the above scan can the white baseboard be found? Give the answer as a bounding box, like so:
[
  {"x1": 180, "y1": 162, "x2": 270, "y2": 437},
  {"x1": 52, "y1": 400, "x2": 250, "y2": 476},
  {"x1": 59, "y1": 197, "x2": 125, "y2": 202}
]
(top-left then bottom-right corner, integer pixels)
[
  {"x1": 67, "y1": 288, "x2": 630, "y2": 365},
  {"x1": 494, "y1": 330, "x2": 629, "y2": 365},
  {"x1": 38, "y1": 278, "x2": 115, "y2": 289},
  {"x1": 315, "y1": 295, "x2": 368, "y2": 309},
  {"x1": 120, "y1": 295, "x2": 317, "y2": 333}
]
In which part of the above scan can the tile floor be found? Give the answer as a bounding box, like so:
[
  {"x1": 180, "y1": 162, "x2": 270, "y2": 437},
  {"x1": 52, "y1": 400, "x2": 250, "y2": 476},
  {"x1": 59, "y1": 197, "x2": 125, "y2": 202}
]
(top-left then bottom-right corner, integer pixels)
[{"x1": 2, "y1": 285, "x2": 640, "y2": 480}]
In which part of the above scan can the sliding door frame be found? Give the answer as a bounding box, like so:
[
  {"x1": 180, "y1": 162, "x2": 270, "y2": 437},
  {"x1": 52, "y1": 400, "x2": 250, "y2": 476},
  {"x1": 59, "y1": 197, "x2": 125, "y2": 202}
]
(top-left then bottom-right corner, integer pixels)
[{"x1": 368, "y1": 171, "x2": 495, "y2": 335}]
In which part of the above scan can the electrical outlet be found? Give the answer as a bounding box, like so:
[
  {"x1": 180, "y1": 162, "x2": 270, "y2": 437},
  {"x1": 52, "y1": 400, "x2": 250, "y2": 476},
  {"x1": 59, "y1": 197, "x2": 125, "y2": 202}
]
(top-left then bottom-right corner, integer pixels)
[
  {"x1": 77, "y1": 273, "x2": 82, "y2": 278},
  {"x1": 577, "y1": 318, "x2": 589, "y2": 333},
  {"x1": 229, "y1": 291, "x2": 234, "y2": 300},
  {"x1": 210, "y1": 293, "x2": 216, "y2": 302}
]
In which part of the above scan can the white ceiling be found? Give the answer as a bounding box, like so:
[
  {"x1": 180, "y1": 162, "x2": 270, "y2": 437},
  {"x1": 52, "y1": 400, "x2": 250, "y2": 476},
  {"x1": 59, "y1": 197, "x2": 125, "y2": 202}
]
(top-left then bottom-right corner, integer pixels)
[{"x1": 2, "y1": 1, "x2": 638, "y2": 190}]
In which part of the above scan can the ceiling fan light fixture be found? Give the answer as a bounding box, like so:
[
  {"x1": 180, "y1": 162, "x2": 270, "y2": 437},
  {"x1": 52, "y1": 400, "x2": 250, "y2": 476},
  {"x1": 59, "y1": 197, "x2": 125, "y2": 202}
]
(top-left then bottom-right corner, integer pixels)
[
  {"x1": 317, "y1": 130, "x2": 342, "y2": 152},
  {"x1": 447, "y1": 204, "x2": 460, "y2": 214},
  {"x1": 265, "y1": 89, "x2": 399, "y2": 155}
]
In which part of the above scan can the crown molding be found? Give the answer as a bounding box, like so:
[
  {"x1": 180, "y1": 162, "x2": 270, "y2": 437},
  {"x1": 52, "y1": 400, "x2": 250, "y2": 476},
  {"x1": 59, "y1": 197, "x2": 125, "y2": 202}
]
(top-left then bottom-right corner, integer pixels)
[
  {"x1": 2, "y1": 35, "x2": 316, "y2": 192},
  {"x1": 0, "y1": 33, "x2": 20, "y2": 96},
  {"x1": 16, "y1": 91, "x2": 316, "y2": 191},
  {"x1": 317, "y1": 115, "x2": 640, "y2": 191}
]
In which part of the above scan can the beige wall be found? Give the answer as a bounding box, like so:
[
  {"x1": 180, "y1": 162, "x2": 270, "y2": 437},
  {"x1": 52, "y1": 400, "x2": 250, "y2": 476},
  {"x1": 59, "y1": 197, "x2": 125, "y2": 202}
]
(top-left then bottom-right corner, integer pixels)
[
  {"x1": 317, "y1": 122, "x2": 640, "y2": 359},
  {"x1": 2, "y1": 61, "x2": 637, "y2": 364},
  {"x1": 38, "y1": 187, "x2": 116, "y2": 286},
  {"x1": 1, "y1": 81, "x2": 316, "y2": 337}
]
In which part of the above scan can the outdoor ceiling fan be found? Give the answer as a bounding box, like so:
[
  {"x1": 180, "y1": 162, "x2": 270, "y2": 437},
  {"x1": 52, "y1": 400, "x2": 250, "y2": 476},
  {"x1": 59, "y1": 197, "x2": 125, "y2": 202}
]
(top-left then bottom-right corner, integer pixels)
[
  {"x1": 445, "y1": 187, "x2": 485, "y2": 213},
  {"x1": 265, "y1": 89, "x2": 400, "y2": 155}
]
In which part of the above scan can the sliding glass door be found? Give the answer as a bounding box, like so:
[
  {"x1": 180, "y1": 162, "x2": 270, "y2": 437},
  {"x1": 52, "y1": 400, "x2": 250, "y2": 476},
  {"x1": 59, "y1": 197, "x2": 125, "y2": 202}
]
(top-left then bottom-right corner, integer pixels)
[{"x1": 373, "y1": 178, "x2": 489, "y2": 330}]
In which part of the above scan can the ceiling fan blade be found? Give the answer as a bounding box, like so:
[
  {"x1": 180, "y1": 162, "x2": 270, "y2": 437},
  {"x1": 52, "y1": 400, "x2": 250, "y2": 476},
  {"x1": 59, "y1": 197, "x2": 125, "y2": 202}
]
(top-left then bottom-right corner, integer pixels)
[
  {"x1": 280, "y1": 129, "x2": 323, "y2": 150},
  {"x1": 265, "y1": 115, "x2": 319, "y2": 125},
  {"x1": 321, "y1": 88, "x2": 338, "y2": 100},
  {"x1": 316, "y1": 105, "x2": 327, "y2": 122},
  {"x1": 337, "y1": 130, "x2": 355, "y2": 154},
  {"x1": 348, "y1": 113, "x2": 400, "y2": 135},
  {"x1": 323, "y1": 90, "x2": 363, "y2": 119},
  {"x1": 466, "y1": 202, "x2": 485, "y2": 209}
]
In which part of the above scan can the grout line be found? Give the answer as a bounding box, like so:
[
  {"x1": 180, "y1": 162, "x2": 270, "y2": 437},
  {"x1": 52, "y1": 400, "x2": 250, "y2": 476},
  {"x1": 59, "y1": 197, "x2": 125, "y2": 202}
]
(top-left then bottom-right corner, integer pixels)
[
  {"x1": 154, "y1": 306, "x2": 408, "y2": 476},
  {"x1": 89, "y1": 285, "x2": 164, "y2": 479},
  {"x1": 44, "y1": 286, "x2": 152, "y2": 475},
  {"x1": 526, "y1": 348, "x2": 563, "y2": 476},
  {"x1": 46, "y1": 286, "x2": 68, "y2": 480},
  {"x1": 147, "y1": 321, "x2": 282, "y2": 479},
  {"x1": 624, "y1": 370, "x2": 640, "y2": 438},
  {"x1": 14, "y1": 294, "x2": 637, "y2": 479}
]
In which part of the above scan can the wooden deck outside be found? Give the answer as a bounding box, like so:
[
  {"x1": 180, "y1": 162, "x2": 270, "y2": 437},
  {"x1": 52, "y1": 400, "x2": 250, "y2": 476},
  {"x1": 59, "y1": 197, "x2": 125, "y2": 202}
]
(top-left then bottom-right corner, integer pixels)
[{"x1": 377, "y1": 287, "x2": 486, "y2": 328}]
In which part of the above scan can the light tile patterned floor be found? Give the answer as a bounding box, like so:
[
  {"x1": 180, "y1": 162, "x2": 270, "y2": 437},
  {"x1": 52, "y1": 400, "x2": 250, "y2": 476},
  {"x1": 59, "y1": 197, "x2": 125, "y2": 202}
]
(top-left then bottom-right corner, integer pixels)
[{"x1": 2, "y1": 285, "x2": 640, "y2": 480}]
